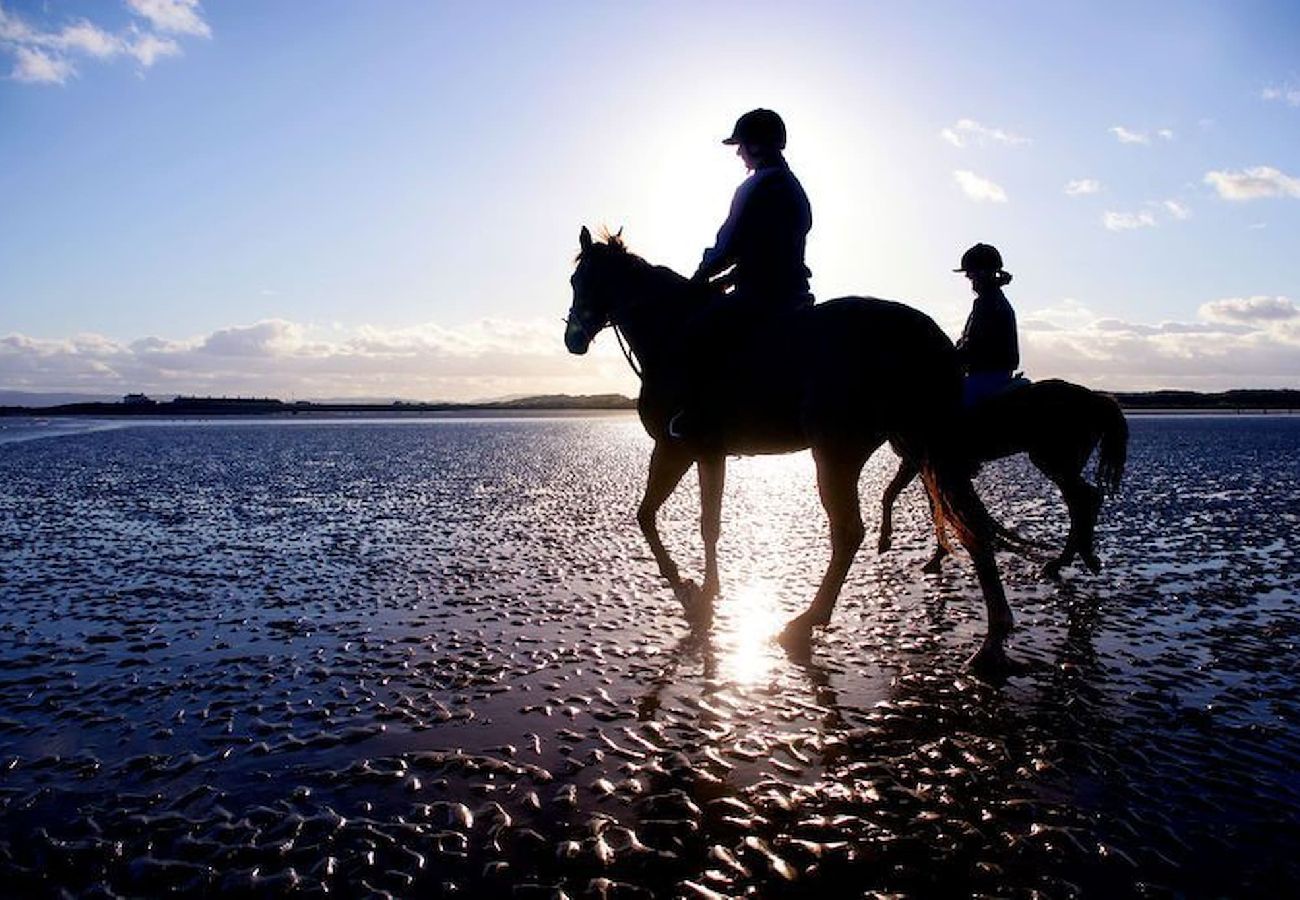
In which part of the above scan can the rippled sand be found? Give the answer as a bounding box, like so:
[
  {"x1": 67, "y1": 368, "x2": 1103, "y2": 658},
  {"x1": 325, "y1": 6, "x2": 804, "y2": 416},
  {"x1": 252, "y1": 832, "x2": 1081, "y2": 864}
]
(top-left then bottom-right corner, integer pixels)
[{"x1": 1, "y1": 415, "x2": 1297, "y2": 897}]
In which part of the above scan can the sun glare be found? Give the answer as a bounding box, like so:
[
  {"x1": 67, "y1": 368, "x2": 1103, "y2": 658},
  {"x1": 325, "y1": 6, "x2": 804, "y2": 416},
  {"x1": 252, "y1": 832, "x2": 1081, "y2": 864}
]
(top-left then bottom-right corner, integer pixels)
[{"x1": 715, "y1": 580, "x2": 787, "y2": 686}]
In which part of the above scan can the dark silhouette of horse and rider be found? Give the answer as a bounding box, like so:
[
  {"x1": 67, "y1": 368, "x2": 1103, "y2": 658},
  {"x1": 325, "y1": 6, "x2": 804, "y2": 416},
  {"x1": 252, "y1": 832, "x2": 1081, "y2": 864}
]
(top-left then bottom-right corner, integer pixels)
[{"x1": 564, "y1": 109, "x2": 1127, "y2": 675}]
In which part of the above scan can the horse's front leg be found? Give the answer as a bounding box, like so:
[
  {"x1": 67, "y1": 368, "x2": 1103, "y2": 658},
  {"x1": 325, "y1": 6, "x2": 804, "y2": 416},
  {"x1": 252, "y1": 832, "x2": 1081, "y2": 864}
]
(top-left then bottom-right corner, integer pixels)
[
  {"x1": 781, "y1": 446, "x2": 870, "y2": 644},
  {"x1": 697, "y1": 454, "x2": 726, "y2": 600},
  {"x1": 637, "y1": 441, "x2": 697, "y2": 609},
  {"x1": 879, "y1": 456, "x2": 918, "y2": 553}
]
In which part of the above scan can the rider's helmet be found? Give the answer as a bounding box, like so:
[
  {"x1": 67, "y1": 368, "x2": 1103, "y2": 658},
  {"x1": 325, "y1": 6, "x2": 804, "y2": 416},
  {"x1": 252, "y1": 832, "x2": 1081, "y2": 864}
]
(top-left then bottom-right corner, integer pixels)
[
  {"x1": 954, "y1": 243, "x2": 1003, "y2": 274},
  {"x1": 722, "y1": 109, "x2": 787, "y2": 150}
]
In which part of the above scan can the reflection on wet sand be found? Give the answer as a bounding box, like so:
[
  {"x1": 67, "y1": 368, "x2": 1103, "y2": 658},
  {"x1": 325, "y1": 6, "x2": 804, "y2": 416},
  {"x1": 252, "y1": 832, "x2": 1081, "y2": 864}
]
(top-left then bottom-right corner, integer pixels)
[{"x1": 0, "y1": 416, "x2": 1297, "y2": 895}]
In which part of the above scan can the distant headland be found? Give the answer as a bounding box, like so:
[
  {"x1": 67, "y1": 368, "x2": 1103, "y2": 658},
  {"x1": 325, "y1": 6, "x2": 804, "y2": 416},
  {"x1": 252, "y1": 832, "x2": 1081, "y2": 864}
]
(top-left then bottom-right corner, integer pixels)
[
  {"x1": 0, "y1": 393, "x2": 638, "y2": 417},
  {"x1": 0, "y1": 389, "x2": 1297, "y2": 417}
]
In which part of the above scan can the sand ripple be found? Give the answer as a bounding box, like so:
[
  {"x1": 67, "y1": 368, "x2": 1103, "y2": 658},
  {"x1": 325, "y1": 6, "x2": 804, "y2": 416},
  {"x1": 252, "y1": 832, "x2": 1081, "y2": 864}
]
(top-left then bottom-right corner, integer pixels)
[{"x1": 0, "y1": 415, "x2": 1297, "y2": 896}]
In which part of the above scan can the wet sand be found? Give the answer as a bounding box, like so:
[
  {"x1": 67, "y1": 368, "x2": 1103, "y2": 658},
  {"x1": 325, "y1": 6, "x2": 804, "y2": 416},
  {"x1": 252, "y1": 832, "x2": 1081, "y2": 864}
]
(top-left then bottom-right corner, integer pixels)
[{"x1": 1, "y1": 415, "x2": 1297, "y2": 896}]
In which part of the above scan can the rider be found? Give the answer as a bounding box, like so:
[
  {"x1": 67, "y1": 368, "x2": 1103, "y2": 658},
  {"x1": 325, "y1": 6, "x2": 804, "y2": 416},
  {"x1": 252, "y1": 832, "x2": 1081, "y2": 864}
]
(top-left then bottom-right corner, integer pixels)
[
  {"x1": 953, "y1": 242, "x2": 1022, "y2": 408},
  {"x1": 671, "y1": 108, "x2": 813, "y2": 440}
]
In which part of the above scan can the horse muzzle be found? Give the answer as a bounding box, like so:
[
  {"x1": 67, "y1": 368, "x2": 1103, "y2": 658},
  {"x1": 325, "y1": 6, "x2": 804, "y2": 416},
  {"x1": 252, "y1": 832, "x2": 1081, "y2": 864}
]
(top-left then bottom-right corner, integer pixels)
[
  {"x1": 564, "y1": 318, "x2": 591, "y2": 355},
  {"x1": 561, "y1": 308, "x2": 595, "y2": 353}
]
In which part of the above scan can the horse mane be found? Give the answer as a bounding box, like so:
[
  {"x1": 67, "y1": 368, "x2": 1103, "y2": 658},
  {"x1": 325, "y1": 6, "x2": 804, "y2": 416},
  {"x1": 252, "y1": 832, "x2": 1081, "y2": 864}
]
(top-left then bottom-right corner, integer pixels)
[
  {"x1": 598, "y1": 226, "x2": 627, "y2": 252},
  {"x1": 573, "y1": 227, "x2": 632, "y2": 263}
]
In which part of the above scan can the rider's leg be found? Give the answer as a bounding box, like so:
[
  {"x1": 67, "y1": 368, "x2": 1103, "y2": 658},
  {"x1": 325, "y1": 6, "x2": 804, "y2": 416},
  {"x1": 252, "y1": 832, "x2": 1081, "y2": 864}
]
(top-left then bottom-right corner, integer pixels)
[
  {"x1": 671, "y1": 294, "x2": 739, "y2": 440},
  {"x1": 962, "y1": 370, "x2": 1013, "y2": 409}
]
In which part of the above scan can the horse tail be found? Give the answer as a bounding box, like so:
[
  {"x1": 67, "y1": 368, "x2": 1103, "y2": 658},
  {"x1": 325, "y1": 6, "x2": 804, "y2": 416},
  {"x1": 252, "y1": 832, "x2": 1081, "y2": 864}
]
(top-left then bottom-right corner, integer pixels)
[
  {"x1": 1094, "y1": 393, "x2": 1128, "y2": 497},
  {"x1": 916, "y1": 446, "x2": 996, "y2": 560},
  {"x1": 991, "y1": 517, "x2": 1053, "y2": 554}
]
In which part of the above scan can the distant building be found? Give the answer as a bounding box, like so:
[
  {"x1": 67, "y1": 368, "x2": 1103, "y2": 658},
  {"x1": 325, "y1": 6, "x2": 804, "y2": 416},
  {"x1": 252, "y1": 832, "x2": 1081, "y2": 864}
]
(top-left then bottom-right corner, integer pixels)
[{"x1": 122, "y1": 393, "x2": 156, "y2": 406}]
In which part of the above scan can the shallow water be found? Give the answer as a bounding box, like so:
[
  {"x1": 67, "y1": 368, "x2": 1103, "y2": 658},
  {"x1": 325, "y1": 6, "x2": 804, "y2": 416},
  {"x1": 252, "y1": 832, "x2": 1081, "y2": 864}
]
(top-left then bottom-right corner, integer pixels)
[{"x1": 1, "y1": 414, "x2": 1297, "y2": 897}]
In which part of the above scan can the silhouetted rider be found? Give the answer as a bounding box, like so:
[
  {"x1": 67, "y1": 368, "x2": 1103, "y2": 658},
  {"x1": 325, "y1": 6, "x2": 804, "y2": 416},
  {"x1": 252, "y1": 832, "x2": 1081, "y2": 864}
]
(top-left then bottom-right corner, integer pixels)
[
  {"x1": 953, "y1": 243, "x2": 1023, "y2": 408},
  {"x1": 672, "y1": 108, "x2": 813, "y2": 441},
  {"x1": 692, "y1": 109, "x2": 813, "y2": 308}
]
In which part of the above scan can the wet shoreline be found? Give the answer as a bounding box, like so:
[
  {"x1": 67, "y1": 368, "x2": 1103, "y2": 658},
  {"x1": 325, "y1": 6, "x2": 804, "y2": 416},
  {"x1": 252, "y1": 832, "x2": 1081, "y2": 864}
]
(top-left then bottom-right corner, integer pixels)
[{"x1": 2, "y1": 417, "x2": 1297, "y2": 896}]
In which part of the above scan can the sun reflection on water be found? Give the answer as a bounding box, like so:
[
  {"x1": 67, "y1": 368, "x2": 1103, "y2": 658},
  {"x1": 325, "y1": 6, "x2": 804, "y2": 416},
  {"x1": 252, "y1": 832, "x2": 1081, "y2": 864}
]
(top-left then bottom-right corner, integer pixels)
[{"x1": 715, "y1": 580, "x2": 788, "y2": 686}]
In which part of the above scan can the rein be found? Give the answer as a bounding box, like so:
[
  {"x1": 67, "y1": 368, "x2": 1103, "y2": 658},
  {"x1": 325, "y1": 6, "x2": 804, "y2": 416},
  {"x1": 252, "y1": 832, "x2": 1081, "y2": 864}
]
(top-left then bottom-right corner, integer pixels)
[
  {"x1": 565, "y1": 307, "x2": 642, "y2": 381},
  {"x1": 613, "y1": 323, "x2": 643, "y2": 381}
]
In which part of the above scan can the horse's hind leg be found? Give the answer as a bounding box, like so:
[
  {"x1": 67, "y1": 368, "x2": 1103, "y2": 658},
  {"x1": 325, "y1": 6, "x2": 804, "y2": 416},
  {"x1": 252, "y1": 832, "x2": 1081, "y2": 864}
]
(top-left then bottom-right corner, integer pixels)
[
  {"x1": 637, "y1": 442, "x2": 696, "y2": 606},
  {"x1": 783, "y1": 445, "x2": 872, "y2": 637},
  {"x1": 697, "y1": 455, "x2": 725, "y2": 599},
  {"x1": 1041, "y1": 465, "x2": 1102, "y2": 578},
  {"x1": 879, "y1": 455, "x2": 919, "y2": 553},
  {"x1": 921, "y1": 485, "x2": 950, "y2": 575},
  {"x1": 1072, "y1": 477, "x2": 1104, "y2": 572}
]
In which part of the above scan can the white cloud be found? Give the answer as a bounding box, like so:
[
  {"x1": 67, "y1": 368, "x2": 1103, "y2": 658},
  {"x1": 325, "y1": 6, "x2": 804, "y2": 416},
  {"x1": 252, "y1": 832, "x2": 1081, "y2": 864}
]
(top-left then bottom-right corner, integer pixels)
[
  {"x1": 953, "y1": 169, "x2": 1008, "y2": 203},
  {"x1": 940, "y1": 118, "x2": 1031, "y2": 148},
  {"x1": 4, "y1": 307, "x2": 1297, "y2": 397},
  {"x1": 1, "y1": 0, "x2": 207, "y2": 84},
  {"x1": 0, "y1": 317, "x2": 632, "y2": 402},
  {"x1": 127, "y1": 33, "x2": 182, "y2": 67},
  {"x1": 199, "y1": 320, "x2": 307, "y2": 357},
  {"x1": 1204, "y1": 166, "x2": 1300, "y2": 200},
  {"x1": 1103, "y1": 210, "x2": 1157, "y2": 231},
  {"x1": 1109, "y1": 125, "x2": 1150, "y2": 145},
  {"x1": 1162, "y1": 199, "x2": 1191, "y2": 220},
  {"x1": 53, "y1": 20, "x2": 121, "y2": 58},
  {"x1": 0, "y1": 6, "x2": 32, "y2": 42},
  {"x1": 1199, "y1": 296, "x2": 1298, "y2": 324},
  {"x1": 1013, "y1": 299, "x2": 1300, "y2": 390},
  {"x1": 9, "y1": 45, "x2": 73, "y2": 83},
  {"x1": 1157, "y1": 128, "x2": 1175, "y2": 141},
  {"x1": 125, "y1": 0, "x2": 211, "y2": 38},
  {"x1": 1064, "y1": 178, "x2": 1101, "y2": 196},
  {"x1": 1261, "y1": 83, "x2": 1300, "y2": 107}
]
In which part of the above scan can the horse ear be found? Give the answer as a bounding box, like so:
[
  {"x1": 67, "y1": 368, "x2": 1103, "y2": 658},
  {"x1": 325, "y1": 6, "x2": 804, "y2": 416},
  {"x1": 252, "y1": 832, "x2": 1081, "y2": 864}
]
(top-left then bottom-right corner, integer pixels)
[
  {"x1": 614, "y1": 226, "x2": 623, "y2": 240},
  {"x1": 579, "y1": 226, "x2": 593, "y2": 252}
]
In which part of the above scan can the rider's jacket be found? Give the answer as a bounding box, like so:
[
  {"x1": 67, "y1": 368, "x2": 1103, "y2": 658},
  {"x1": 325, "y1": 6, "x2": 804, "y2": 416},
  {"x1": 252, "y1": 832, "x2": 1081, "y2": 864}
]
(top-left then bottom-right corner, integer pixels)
[
  {"x1": 956, "y1": 287, "x2": 1019, "y2": 374},
  {"x1": 695, "y1": 157, "x2": 812, "y2": 310}
]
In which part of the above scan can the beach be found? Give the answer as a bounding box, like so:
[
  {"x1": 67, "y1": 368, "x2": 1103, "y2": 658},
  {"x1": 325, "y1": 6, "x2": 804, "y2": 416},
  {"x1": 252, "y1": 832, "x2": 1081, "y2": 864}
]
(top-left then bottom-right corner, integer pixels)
[{"x1": 1, "y1": 414, "x2": 1297, "y2": 896}]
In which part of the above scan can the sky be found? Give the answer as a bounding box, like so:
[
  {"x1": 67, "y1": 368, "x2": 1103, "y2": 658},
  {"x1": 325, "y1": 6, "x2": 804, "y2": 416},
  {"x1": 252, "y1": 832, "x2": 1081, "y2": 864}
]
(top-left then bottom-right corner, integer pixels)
[{"x1": 1, "y1": 0, "x2": 1298, "y2": 401}]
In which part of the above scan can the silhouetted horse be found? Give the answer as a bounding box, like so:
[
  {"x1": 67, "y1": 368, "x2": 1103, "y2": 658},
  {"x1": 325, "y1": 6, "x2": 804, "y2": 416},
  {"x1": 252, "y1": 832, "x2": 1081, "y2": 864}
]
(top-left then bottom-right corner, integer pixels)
[
  {"x1": 878, "y1": 380, "x2": 1127, "y2": 578},
  {"x1": 564, "y1": 227, "x2": 1014, "y2": 670}
]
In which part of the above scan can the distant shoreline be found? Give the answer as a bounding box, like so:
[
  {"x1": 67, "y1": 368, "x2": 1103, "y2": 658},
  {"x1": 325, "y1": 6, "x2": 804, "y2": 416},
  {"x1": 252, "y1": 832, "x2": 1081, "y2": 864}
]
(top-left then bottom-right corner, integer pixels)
[{"x1": 1, "y1": 389, "x2": 1297, "y2": 418}]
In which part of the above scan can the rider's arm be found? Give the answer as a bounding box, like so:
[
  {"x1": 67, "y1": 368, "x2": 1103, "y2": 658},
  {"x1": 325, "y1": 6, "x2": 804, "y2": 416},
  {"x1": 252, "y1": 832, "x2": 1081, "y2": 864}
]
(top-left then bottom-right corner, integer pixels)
[{"x1": 694, "y1": 175, "x2": 759, "y2": 282}]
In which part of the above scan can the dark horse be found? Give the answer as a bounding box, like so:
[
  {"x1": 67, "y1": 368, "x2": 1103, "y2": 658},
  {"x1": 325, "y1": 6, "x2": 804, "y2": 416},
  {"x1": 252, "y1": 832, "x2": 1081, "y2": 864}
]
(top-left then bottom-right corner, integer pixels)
[
  {"x1": 878, "y1": 380, "x2": 1128, "y2": 578},
  {"x1": 564, "y1": 227, "x2": 1015, "y2": 670}
]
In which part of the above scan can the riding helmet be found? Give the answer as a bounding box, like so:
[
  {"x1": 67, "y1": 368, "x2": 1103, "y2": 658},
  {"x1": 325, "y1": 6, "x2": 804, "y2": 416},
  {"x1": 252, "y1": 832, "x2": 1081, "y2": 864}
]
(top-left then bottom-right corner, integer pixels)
[
  {"x1": 954, "y1": 243, "x2": 1003, "y2": 274},
  {"x1": 722, "y1": 109, "x2": 787, "y2": 150}
]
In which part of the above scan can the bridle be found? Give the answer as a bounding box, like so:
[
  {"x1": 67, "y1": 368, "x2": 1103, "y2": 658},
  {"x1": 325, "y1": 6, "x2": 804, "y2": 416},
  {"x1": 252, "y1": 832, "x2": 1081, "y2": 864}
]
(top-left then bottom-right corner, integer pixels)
[{"x1": 566, "y1": 301, "x2": 643, "y2": 381}]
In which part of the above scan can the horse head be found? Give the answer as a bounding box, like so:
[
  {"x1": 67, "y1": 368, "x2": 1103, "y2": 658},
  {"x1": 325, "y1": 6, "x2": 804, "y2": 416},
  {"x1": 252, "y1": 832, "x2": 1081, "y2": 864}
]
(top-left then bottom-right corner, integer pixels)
[{"x1": 565, "y1": 225, "x2": 630, "y2": 355}]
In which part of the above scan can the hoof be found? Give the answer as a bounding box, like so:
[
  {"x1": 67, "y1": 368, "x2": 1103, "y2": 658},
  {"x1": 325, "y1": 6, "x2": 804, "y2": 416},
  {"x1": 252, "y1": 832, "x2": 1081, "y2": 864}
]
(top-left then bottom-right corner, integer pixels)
[
  {"x1": 966, "y1": 639, "x2": 1013, "y2": 682},
  {"x1": 1082, "y1": 553, "x2": 1102, "y2": 574},
  {"x1": 686, "y1": 599, "x2": 714, "y2": 631},
  {"x1": 877, "y1": 535, "x2": 892, "y2": 554},
  {"x1": 921, "y1": 556, "x2": 944, "y2": 575},
  {"x1": 1041, "y1": 559, "x2": 1064, "y2": 580},
  {"x1": 675, "y1": 580, "x2": 714, "y2": 626},
  {"x1": 673, "y1": 578, "x2": 699, "y2": 606},
  {"x1": 777, "y1": 620, "x2": 814, "y2": 660},
  {"x1": 778, "y1": 609, "x2": 831, "y2": 656}
]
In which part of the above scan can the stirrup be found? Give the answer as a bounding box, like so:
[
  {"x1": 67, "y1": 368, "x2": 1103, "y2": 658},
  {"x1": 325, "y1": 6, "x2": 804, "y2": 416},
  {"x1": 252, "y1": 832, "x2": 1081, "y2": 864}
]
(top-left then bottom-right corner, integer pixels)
[{"x1": 668, "y1": 411, "x2": 687, "y2": 440}]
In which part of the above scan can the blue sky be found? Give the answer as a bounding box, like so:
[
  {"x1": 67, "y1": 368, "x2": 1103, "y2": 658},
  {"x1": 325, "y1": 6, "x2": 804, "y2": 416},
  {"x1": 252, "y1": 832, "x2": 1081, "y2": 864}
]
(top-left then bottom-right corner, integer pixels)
[{"x1": 1, "y1": 0, "x2": 1298, "y2": 399}]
